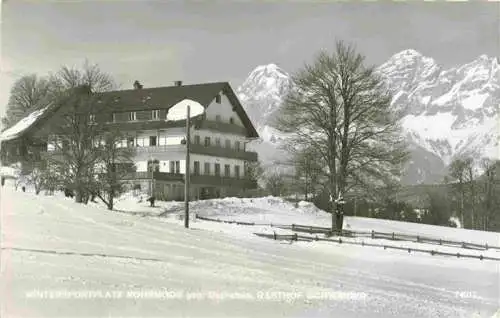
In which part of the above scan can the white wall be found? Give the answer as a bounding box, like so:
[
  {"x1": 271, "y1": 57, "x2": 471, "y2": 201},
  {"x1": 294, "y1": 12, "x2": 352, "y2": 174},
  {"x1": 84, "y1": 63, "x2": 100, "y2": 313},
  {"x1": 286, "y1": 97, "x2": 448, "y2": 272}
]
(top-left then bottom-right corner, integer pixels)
[
  {"x1": 135, "y1": 161, "x2": 148, "y2": 172},
  {"x1": 190, "y1": 154, "x2": 245, "y2": 177},
  {"x1": 205, "y1": 92, "x2": 244, "y2": 127},
  {"x1": 135, "y1": 155, "x2": 245, "y2": 177},
  {"x1": 190, "y1": 130, "x2": 246, "y2": 151},
  {"x1": 127, "y1": 129, "x2": 187, "y2": 147}
]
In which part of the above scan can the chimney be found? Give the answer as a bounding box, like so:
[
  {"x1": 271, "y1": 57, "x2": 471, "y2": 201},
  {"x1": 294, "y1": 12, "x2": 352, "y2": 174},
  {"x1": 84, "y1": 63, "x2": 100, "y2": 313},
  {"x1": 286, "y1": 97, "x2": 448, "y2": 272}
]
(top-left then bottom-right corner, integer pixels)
[
  {"x1": 174, "y1": 80, "x2": 182, "y2": 87},
  {"x1": 133, "y1": 80, "x2": 143, "y2": 90}
]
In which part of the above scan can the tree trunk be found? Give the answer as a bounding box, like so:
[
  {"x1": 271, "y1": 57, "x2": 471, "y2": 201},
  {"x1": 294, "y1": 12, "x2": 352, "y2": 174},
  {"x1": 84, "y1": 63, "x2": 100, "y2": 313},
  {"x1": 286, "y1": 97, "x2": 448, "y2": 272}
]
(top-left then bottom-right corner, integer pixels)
[
  {"x1": 108, "y1": 192, "x2": 114, "y2": 210},
  {"x1": 75, "y1": 190, "x2": 83, "y2": 203}
]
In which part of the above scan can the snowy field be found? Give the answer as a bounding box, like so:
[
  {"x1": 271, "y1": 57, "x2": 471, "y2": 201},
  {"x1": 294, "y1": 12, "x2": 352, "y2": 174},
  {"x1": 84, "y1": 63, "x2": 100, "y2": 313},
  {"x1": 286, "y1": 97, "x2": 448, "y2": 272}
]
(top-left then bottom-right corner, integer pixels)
[{"x1": 1, "y1": 185, "x2": 499, "y2": 318}]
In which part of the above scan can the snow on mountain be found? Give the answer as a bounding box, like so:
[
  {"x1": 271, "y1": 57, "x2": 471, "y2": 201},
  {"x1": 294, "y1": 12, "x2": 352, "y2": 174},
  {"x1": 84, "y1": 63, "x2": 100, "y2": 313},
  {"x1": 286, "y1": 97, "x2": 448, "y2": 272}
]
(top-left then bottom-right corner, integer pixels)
[
  {"x1": 237, "y1": 63, "x2": 292, "y2": 135},
  {"x1": 378, "y1": 50, "x2": 499, "y2": 183},
  {"x1": 239, "y1": 52, "x2": 499, "y2": 185}
]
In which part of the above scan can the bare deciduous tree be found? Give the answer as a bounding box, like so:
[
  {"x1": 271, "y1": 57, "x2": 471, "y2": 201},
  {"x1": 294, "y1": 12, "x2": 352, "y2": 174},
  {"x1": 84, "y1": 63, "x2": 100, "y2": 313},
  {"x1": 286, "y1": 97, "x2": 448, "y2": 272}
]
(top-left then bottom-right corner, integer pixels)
[
  {"x1": 277, "y1": 40, "x2": 408, "y2": 231},
  {"x1": 43, "y1": 62, "x2": 117, "y2": 203},
  {"x1": 95, "y1": 128, "x2": 136, "y2": 210},
  {"x1": 293, "y1": 147, "x2": 323, "y2": 201},
  {"x1": 449, "y1": 157, "x2": 472, "y2": 228},
  {"x1": 264, "y1": 170, "x2": 287, "y2": 197},
  {"x1": 479, "y1": 158, "x2": 500, "y2": 231},
  {"x1": 1, "y1": 74, "x2": 52, "y2": 128}
]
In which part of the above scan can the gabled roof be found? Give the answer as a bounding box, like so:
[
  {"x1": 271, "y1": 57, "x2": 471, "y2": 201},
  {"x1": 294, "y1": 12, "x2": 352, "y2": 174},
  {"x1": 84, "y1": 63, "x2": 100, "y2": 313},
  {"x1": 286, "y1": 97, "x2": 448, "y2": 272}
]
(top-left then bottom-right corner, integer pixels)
[
  {"x1": 0, "y1": 81, "x2": 259, "y2": 141},
  {"x1": 0, "y1": 104, "x2": 53, "y2": 142},
  {"x1": 96, "y1": 82, "x2": 228, "y2": 112}
]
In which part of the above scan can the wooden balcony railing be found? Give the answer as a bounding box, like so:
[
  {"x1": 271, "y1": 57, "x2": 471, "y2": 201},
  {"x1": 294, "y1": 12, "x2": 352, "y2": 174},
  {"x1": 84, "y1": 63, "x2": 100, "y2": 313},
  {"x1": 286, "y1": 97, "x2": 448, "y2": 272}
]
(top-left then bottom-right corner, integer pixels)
[{"x1": 122, "y1": 171, "x2": 257, "y2": 189}]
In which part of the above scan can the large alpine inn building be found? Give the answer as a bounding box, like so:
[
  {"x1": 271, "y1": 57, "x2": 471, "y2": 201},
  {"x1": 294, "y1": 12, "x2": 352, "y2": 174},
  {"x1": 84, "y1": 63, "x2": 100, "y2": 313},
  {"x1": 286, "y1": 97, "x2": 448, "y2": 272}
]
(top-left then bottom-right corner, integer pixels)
[{"x1": 0, "y1": 81, "x2": 260, "y2": 201}]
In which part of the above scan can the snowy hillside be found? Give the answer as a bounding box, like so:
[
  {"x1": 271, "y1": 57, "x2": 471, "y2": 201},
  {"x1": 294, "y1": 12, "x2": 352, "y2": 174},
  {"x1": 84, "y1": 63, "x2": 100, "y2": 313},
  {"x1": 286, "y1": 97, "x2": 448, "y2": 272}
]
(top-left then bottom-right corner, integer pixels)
[
  {"x1": 238, "y1": 51, "x2": 499, "y2": 184},
  {"x1": 1, "y1": 187, "x2": 499, "y2": 317}
]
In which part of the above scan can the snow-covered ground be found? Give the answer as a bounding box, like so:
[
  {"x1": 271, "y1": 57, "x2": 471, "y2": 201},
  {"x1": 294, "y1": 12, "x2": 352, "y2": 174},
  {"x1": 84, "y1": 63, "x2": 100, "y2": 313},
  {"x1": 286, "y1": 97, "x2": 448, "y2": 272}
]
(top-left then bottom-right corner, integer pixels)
[{"x1": 1, "y1": 186, "x2": 499, "y2": 317}]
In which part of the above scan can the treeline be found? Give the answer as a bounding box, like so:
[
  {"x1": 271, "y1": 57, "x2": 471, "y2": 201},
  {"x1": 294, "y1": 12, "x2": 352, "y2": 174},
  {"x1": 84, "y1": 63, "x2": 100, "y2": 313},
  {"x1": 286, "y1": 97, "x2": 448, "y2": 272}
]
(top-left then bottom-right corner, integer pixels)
[
  {"x1": 255, "y1": 155, "x2": 500, "y2": 232},
  {"x1": 1, "y1": 62, "x2": 136, "y2": 210}
]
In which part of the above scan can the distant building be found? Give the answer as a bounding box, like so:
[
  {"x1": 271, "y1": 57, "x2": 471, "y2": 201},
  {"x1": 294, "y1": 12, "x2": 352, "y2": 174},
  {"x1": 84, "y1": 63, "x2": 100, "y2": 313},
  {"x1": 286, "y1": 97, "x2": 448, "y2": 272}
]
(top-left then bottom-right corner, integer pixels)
[{"x1": 0, "y1": 81, "x2": 260, "y2": 200}]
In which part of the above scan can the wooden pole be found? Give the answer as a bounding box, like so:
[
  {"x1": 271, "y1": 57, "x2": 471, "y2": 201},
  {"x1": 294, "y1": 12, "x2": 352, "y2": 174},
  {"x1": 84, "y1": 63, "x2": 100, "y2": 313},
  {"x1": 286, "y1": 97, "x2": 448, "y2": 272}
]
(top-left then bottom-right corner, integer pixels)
[{"x1": 184, "y1": 105, "x2": 191, "y2": 228}]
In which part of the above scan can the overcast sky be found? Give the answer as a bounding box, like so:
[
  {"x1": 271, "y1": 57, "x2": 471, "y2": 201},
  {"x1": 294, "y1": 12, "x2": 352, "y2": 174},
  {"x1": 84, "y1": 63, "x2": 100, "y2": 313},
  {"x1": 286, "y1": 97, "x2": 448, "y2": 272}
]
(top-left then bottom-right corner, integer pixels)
[{"x1": 1, "y1": 1, "x2": 499, "y2": 119}]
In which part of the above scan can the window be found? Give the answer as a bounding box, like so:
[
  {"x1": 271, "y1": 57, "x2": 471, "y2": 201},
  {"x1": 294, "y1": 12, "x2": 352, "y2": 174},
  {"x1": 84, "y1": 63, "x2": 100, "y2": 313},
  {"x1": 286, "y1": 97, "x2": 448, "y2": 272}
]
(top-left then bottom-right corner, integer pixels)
[
  {"x1": 170, "y1": 161, "x2": 180, "y2": 174},
  {"x1": 194, "y1": 161, "x2": 200, "y2": 175},
  {"x1": 127, "y1": 137, "x2": 135, "y2": 147},
  {"x1": 214, "y1": 163, "x2": 220, "y2": 176},
  {"x1": 135, "y1": 137, "x2": 144, "y2": 147},
  {"x1": 204, "y1": 137, "x2": 211, "y2": 147},
  {"x1": 204, "y1": 162, "x2": 211, "y2": 175},
  {"x1": 215, "y1": 94, "x2": 221, "y2": 104},
  {"x1": 224, "y1": 164, "x2": 231, "y2": 177},
  {"x1": 194, "y1": 135, "x2": 201, "y2": 145},
  {"x1": 215, "y1": 137, "x2": 221, "y2": 147},
  {"x1": 234, "y1": 165, "x2": 240, "y2": 179},
  {"x1": 235, "y1": 141, "x2": 241, "y2": 152},
  {"x1": 148, "y1": 159, "x2": 160, "y2": 172},
  {"x1": 149, "y1": 136, "x2": 157, "y2": 146},
  {"x1": 225, "y1": 139, "x2": 231, "y2": 149},
  {"x1": 215, "y1": 115, "x2": 221, "y2": 122},
  {"x1": 89, "y1": 114, "x2": 96, "y2": 123},
  {"x1": 129, "y1": 112, "x2": 137, "y2": 121},
  {"x1": 229, "y1": 117, "x2": 234, "y2": 124},
  {"x1": 152, "y1": 110, "x2": 160, "y2": 120}
]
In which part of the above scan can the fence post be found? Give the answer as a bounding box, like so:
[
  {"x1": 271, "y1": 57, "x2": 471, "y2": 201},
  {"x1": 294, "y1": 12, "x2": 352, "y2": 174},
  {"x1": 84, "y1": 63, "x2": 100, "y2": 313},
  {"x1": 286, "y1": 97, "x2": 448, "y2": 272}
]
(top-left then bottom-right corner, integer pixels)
[
  {"x1": 408, "y1": 248, "x2": 411, "y2": 253},
  {"x1": 392, "y1": 232, "x2": 395, "y2": 240},
  {"x1": 480, "y1": 255, "x2": 483, "y2": 261},
  {"x1": 371, "y1": 230, "x2": 374, "y2": 239},
  {"x1": 439, "y1": 239, "x2": 442, "y2": 245},
  {"x1": 273, "y1": 232, "x2": 276, "y2": 240},
  {"x1": 462, "y1": 242, "x2": 466, "y2": 248},
  {"x1": 457, "y1": 253, "x2": 460, "y2": 258},
  {"x1": 294, "y1": 233, "x2": 298, "y2": 241},
  {"x1": 339, "y1": 238, "x2": 342, "y2": 244},
  {"x1": 417, "y1": 235, "x2": 419, "y2": 243},
  {"x1": 485, "y1": 243, "x2": 488, "y2": 250}
]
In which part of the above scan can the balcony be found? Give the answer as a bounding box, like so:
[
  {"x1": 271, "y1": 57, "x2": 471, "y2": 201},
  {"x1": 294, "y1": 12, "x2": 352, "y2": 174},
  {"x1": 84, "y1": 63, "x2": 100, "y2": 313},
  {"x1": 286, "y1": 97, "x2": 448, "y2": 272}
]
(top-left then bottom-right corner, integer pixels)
[
  {"x1": 122, "y1": 171, "x2": 184, "y2": 182},
  {"x1": 132, "y1": 143, "x2": 258, "y2": 161},
  {"x1": 196, "y1": 120, "x2": 248, "y2": 136},
  {"x1": 134, "y1": 145, "x2": 184, "y2": 153},
  {"x1": 122, "y1": 171, "x2": 257, "y2": 189},
  {"x1": 190, "y1": 143, "x2": 258, "y2": 161},
  {"x1": 42, "y1": 142, "x2": 258, "y2": 162}
]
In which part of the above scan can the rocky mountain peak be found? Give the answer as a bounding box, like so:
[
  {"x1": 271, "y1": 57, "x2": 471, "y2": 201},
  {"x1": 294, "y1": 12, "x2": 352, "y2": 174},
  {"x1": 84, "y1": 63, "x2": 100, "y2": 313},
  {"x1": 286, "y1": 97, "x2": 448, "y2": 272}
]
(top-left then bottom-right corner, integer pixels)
[
  {"x1": 237, "y1": 64, "x2": 292, "y2": 132},
  {"x1": 238, "y1": 52, "x2": 499, "y2": 185}
]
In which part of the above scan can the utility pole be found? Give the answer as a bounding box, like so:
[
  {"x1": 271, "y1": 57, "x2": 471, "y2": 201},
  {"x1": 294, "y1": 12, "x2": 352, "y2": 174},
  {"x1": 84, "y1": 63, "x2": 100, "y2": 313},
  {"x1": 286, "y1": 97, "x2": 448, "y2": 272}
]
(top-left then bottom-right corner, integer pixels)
[{"x1": 184, "y1": 105, "x2": 191, "y2": 228}]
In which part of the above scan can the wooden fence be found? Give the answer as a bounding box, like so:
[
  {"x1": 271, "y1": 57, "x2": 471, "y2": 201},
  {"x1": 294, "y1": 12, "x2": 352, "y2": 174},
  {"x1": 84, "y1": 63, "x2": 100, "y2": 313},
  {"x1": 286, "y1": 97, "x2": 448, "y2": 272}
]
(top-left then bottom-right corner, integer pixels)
[
  {"x1": 194, "y1": 214, "x2": 500, "y2": 252},
  {"x1": 253, "y1": 232, "x2": 500, "y2": 262}
]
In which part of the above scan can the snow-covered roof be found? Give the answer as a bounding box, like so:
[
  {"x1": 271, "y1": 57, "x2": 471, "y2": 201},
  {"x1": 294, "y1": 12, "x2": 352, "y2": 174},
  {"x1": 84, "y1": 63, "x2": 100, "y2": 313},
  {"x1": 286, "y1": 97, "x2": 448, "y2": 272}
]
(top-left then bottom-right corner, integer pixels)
[
  {"x1": 0, "y1": 106, "x2": 51, "y2": 142},
  {"x1": 166, "y1": 99, "x2": 205, "y2": 121}
]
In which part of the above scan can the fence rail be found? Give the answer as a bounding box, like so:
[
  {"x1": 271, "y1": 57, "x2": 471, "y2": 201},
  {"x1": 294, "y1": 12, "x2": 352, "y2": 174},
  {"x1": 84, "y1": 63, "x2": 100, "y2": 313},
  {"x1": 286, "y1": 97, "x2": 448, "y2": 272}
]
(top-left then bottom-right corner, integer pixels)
[
  {"x1": 194, "y1": 215, "x2": 500, "y2": 252},
  {"x1": 253, "y1": 232, "x2": 500, "y2": 262}
]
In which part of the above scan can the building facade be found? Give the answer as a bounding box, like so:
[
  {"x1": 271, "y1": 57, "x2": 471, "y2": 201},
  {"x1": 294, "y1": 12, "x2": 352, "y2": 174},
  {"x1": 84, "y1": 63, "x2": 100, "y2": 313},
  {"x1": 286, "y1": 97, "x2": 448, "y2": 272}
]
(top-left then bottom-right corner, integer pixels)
[{"x1": 0, "y1": 81, "x2": 260, "y2": 201}]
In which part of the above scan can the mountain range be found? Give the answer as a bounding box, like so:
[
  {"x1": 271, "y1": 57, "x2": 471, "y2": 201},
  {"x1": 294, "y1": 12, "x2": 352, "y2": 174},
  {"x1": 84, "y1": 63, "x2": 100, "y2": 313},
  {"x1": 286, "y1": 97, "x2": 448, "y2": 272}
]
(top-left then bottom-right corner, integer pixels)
[{"x1": 237, "y1": 50, "x2": 500, "y2": 185}]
